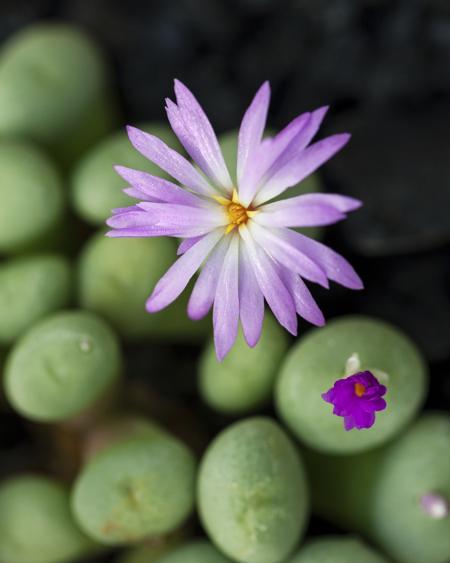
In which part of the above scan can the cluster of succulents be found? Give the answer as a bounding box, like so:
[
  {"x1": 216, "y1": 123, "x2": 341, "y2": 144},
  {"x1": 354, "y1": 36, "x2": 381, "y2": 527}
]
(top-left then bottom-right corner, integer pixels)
[{"x1": 0, "y1": 21, "x2": 448, "y2": 563}]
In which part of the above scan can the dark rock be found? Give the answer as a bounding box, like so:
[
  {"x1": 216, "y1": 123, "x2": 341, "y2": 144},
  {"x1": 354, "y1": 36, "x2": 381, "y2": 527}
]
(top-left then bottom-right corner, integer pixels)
[
  {"x1": 0, "y1": 0, "x2": 53, "y2": 42},
  {"x1": 294, "y1": 0, "x2": 361, "y2": 35},
  {"x1": 325, "y1": 106, "x2": 450, "y2": 255}
]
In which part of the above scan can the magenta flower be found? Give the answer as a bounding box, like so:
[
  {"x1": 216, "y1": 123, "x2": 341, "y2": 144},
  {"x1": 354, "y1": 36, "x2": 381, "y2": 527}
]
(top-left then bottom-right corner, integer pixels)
[
  {"x1": 322, "y1": 371, "x2": 387, "y2": 431},
  {"x1": 106, "y1": 80, "x2": 363, "y2": 360}
]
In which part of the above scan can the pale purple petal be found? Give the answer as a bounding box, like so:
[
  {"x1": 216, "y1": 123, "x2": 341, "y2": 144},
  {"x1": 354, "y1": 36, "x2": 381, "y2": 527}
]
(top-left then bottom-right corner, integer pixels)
[
  {"x1": 237, "y1": 82, "x2": 271, "y2": 205},
  {"x1": 240, "y1": 225, "x2": 297, "y2": 335},
  {"x1": 238, "y1": 110, "x2": 313, "y2": 199},
  {"x1": 165, "y1": 99, "x2": 217, "y2": 188},
  {"x1": 106, "y1": 209, "x2": 157, "y2": 229},
  {"x1": 111, "y1": 204, "x2": 142, "y2": 215},
  {"x1": 146, "y1": 229, "x2": 223, "y2": 312},
  {"x1": 278, "y1": 266, "x2": 325, "y2": 326},
  {"x1": 261, "y1": 192, "x2": 362, "y2": 214},
  {"x1": 115, "y1": 165, "x2": 205, "y2": 206},
  {"x1": 106, "y1": 224, "x2": 211, "y2": 238},
  {"x1": 259, "y1": 106, "x2": 329, "y2": 184},
  {"x1": 177, "y1": 236, "x2": 204, "y2": 255},
  {"x1": 239, "y1": 241, "x2": 264, "y2": 347},
  {"x1": 123, "y1": 187, "x2": 153, "y2": 201},
  {"x1": 254, "y1": 203, "x2": 345, "y2": 228},
  {"x1": 126, "y1": 126, "x2": 217, "y2": 197},
  {"x1": 107, "y1": 201, "x2": 224, "y2": 238},
  {"x1": 249, "y1": 223, "x2": 329, "y2": 288},
  {"x1": 138, "y1": 202, "x2": 226, "y2": 233},
  {"x1": 254, "y1": 133, "x2": 351, "y2": 205},
  {"x1": 172, "y1": 80, "x2": 233, "y2": 190},
  {"x1": 262, "y1": 111, "x2": 315, "y2": 166},
  {"x1": 187, "y1": 235, "x2": 231, "y2": 320},
  {"x1": 106, "y1": 226, "x2": 181, "y2": 238},
  {"x1": 213, "y1": 235, "x2": 240, "y2": 360},
  {"x1": 280, "y1": 229, "x2": 364, "y2": 290}
]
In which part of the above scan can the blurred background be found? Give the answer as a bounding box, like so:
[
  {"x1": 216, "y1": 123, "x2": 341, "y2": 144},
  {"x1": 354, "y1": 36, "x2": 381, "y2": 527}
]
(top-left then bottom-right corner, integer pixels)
[{"x1": 0, "y1": 1, "x2": 449, "y2": 562}]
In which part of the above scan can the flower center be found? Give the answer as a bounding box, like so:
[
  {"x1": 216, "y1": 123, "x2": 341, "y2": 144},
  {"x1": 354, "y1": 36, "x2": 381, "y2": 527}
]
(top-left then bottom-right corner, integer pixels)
[
  {"x1": 214, "y1": 189, "x2": 257, "y2": 234},
  {"x1": 227, "y1": 202, "x2": 248, "y2": 227},
  {"x1": 354, "y1": 382, "x2": 366, "y2": 397}
]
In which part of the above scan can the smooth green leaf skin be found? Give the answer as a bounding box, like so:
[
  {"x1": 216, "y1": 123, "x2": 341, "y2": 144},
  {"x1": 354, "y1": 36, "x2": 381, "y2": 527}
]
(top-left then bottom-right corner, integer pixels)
[
  {"x1": 0, "y1": 24, "x2": 114, "y2": 157},
  {"x1": 0, "y1": 254, "x2": 71, "y2": 344},
  {"x1": 198, "y1": 417, "x2": 309, "y2": 563},
  {"x1": 305, "y1": 414, "x2": 450, "y2": 563},
  {"x1": 276, "y1": 316, "x2": 428, "y2": 453},
  {"x1": 4, "y1": 311, "x2": 122, "y2": 422},
  {"x1": 370, "y1": 414, "x2": 450, "y2": 563},
  {"x1": 77, "y1": 231, "x2": 207, "y2": 342},
  {"x1": 156, "y1": 540, "x2": 233, "y2": 563},
  {"x1": 0, "y1": 141, "x2": 65, "y2": 254},
  {"x1": 72, "y1": 430, "x2": 197, "y2": 545},
  {"x1": 71, "y1": 123, "x2": 182, "y2": 225},
  {"x1": 287, "y1": 536, "x2": 389, "y2": 563},
  {"x1": 218, "y1": 130, "x2": 323, "y2": 240},
  {"x1": 0, "y1": 475, "x2": 94, "y2": 563},
  {"x1": 199, "y1": 315, "x2": 289, "y2": 414}
]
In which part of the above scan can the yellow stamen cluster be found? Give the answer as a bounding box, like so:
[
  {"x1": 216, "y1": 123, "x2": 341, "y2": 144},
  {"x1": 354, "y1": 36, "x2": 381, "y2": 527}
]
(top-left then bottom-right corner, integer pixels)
[
  {"x1": 215, "y1": 189, "x2": 258, "y2": 234},
  {"x1": 354, "y1": 382, "x2": 366, "y2": 397}
]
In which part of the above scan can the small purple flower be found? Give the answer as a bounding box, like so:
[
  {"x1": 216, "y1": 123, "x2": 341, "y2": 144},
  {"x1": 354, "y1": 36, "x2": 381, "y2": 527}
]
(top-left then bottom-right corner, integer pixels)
[
  {"x1": 106, "y1": 80, "x2": 363, "y2": 360},
  {"x1": 322, "y1": 371, "x2": 387, "y2": 431}
]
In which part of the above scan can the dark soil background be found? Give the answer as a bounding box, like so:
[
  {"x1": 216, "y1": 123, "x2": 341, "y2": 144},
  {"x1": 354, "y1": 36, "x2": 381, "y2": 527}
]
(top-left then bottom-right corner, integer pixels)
[{"x1": 0, "y1": 0, "x2": 449, "y2": 560}]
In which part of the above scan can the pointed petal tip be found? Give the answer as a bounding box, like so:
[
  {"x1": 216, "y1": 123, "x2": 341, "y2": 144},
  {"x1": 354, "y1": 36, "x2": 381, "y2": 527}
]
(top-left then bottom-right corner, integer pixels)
[
  {"x1": 256, "y1": 80, "x2": 271, "y2": 99},
  {"x1": 186, "y1": 305, "x2": 204, "y2": 322},
  {"x1": 314, "y1": 105, "x2": 330, "y2": 117},
  {"x1": 126, "y1": 125, "x2": 145, "y2": 145},
  {"x1": 243, "y1": 330, "x2": 261, "y2": 349},
  {"x1": 248, "y1": 335, "x2": 260, "y2": 348},
  {"x1": 215, "y1": 345, "x2": 229, "y2": 363},
  {"x1": 310, "y1": 314, "x2": 326, "y2": 327},
  {"x1": 214, "y1": 333, "x2": 231, "y2": 362},
  {"x1": 173, "y1": 78, "x2": 191, "y2": 98},
  {"x1": 338, "y1": 132, "x2": 351, "y2": 144},
  {"x1": 165, "y1": 97, "x2": 177, "y2": 110},
  {"x1": 344, "y1": 271, "x2": 364, "y2": 290},
  {"x1": 283, "y1": 319, "x2": 298, "y2": 337},
  {"x1": 346, "y1": 197, "x2": 363, "y2": 211},
  {"x1": 322, "y1": 132, "x2": 351, "y2": 149},
  {"x1": 145, "y1": 297, "x2": 161, "y2": 314},
  {"x1": 114, "y1": 165, "x2": 133, "y2": 181},
  {"x1": 105, "y1": 229, "x2": 127, "y2": 238}
]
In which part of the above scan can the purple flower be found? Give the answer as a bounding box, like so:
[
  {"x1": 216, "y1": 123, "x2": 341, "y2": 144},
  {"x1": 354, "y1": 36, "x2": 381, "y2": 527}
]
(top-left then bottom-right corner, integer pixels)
[
  {"x1": 106, "y1": 80, "x2": 363, "y2": 360},
  {"x1": 322, "y1": 371, "x2": 387, "y2": 431}
]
